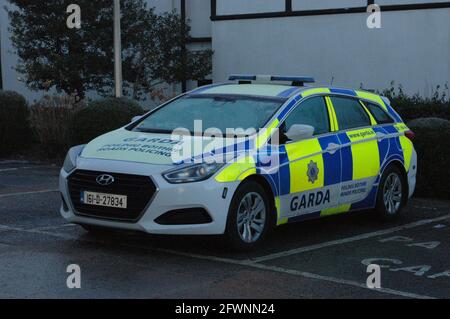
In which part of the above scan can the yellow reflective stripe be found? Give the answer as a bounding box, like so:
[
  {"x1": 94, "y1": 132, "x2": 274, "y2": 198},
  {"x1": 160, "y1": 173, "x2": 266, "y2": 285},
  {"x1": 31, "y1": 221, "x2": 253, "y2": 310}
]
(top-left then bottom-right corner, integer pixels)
[
  {"x1": 395, "y1": 123, "x2": 409, "y2": 133},
  {"x1": 346, "y1": 128, "x2": 380, "y2": 180},
  {"x1": 285, "y1": 138, "x2": 324, "y2": 193},
  {"x1": 325, "y1": 96, "x2": 339, "y2": 131},
  {"x1": 238, "y1": 167, "x2": 257, "y2": 180},
  {"x1": 394, "y1": 123, "x2": 412, "y2": 171},
  {"x1": 302, "y1": 88, "x2": 331, "y2": 97},
  {"x1": 321, "y1": 204, "x2": 351, "y2": 217},
  {"x1": 277, "y1": 217, "x2": 289, "y2": 226},
  {"x1": 256, "y1": 119, "x2": 279, "y2": 148},
  {"x1": 215, "y1": 156, "x2": 256, "y2": 183},
  {"x1": 398, "y1": 135, "x2": 413, "y2": 171},
  {"x1": 275, "y1": 197, "x2": 288, "y2": 225},
  {"x1": 355, "y1": 91, "x2": 387, "y2": 110},
  {"x1": 360, "y1": 101, "x2": 377, "y2": 125}
]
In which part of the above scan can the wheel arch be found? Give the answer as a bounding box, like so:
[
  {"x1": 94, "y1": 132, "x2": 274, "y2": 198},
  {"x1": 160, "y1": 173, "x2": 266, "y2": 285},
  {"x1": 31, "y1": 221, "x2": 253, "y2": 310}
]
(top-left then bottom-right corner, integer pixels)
[
  {"x1": 239, "y1": 174, "x2": 278, "y2": 228},
  {"x1": 379, "y1": 159, "x2": 409, "y2": 205}
]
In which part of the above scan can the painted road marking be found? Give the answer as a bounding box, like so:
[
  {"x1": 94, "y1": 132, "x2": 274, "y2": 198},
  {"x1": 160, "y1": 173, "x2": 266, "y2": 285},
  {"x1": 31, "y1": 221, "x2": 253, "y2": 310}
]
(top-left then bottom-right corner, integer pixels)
[
  {"x1": 251, "y1": 214, "x2": 450, "y2": 263},
  {"x1": 0, "y1": 189, "x2": 59, "y2": 199},
  {"x1": 35, "y1": 224, "x2": 77, "y2": 231},
  {"x1": 0, "y1": 222, "x2": 437, "y2": 299},
  {"x1": 413, "y1": 205, "x2": 438, "y2": 211},
  {"x1": 0, "y1": 165, "x2": 57, "y2": 173}
]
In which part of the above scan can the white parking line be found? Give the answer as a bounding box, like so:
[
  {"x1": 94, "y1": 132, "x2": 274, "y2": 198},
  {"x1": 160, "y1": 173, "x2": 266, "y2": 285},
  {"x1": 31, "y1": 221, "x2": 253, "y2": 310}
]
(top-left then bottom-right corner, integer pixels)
[
  {"x1": 0, "y1": 165, "x2": 57, "y2": 173},
  {"x1": 35, "y1": 224, "x2": 77, "y2": 231},
  {"x1": 0, "y1": 189, "x2": 59, "y2": 199},
  {"x1": 152, "y1": 248, "x2": 435, "y2": 299},
  {"x1": 0, "y1": 168, "x2": 20, "y2": 172},
  {"x1": 413, "y1": 205, "x2": 438, "y2": 211},
  {"x1": 251, "y1": 214, "x2": 450, "y2": 263},
  {"x1": 0, "y1": 222, "x2": 437, "y2": 299}
]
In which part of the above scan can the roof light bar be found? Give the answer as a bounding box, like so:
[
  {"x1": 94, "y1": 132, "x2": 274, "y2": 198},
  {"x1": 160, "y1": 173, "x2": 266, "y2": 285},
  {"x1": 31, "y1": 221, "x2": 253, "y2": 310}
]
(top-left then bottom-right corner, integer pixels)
[{"x1": 228, "y1": 74, "x2": 315, "y2": 86}]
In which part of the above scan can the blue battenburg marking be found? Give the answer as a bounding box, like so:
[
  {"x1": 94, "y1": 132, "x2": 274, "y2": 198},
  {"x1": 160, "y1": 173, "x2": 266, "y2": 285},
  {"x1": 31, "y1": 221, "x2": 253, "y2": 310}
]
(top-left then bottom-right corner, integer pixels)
[
  {"x1": 382, "y1": 125, "x2": 397, "y2": 134},
  {"x1": 277, "y1": 99, "x2": 298, "y2": 121},
  {"x1": 330, "y1": 88, "x2": 357, "y2": 96},
  {"x1": 379, "y1": 134, "x2": 404, "y2": 174},
  {"x1": 278, "y1": 145, "x2": 291, "y2": 196},
  {"x1": 257, "y1": 166, "x2": 280, "y2": 197},
  {"x1": 383, "y1": 103, "x2": 403, "y2": 123},
  {"x1": 337, "y1": 133, "x2": 353, "y2": 182},
  {"x1": 277, "y1": 87, "x2": 301, "y2": 98},
  {"x1": 351, "y1": 185, "x2": 378, "y2": 210},
  {"x1": 373, "y1": 126, "x2": 389, "y2": 167},
  {"x1": 318, "y1": 135, "x2": 341, "y2": 186}
]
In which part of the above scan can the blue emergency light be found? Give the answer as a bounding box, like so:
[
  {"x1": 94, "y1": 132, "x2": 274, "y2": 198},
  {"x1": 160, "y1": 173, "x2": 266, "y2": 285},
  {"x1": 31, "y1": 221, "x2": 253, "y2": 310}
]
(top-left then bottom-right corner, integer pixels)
[{"x1": 229, "y1": 74, "x2": 315, "y2": 86}]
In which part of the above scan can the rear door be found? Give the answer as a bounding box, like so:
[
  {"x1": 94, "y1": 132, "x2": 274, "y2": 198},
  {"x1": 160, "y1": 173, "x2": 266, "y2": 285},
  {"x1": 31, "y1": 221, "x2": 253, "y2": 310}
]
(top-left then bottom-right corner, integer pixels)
[{"x1": 328, "y1": 96, "x2": 380, "y2": 207}]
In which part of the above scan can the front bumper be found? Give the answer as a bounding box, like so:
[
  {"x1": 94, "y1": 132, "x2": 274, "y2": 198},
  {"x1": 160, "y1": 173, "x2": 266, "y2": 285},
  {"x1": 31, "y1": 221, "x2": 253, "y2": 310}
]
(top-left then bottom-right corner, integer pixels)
[{"x1": 59, "y1": 157, "x2": 239, "y2": 235}]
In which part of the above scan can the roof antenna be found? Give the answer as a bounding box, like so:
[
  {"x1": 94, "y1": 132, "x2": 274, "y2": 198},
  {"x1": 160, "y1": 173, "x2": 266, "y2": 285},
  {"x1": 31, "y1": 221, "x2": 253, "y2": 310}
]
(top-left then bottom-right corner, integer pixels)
[{"x1": 330, "y1": 76, "x2": 334, "y2": 86}]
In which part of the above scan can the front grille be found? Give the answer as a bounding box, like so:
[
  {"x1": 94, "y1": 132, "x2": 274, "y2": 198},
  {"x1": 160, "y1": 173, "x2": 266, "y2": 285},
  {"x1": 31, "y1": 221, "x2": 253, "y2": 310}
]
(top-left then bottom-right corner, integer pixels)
[{"x1": 67, "y1": 170, "x2": 157, "y2": 222}]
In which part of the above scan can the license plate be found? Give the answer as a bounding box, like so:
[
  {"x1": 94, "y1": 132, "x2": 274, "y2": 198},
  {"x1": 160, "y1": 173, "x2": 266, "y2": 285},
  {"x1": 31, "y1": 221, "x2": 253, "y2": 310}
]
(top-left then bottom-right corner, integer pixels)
[{"x1": 81, "y1": 191, "x2": 127, "y2": 209}]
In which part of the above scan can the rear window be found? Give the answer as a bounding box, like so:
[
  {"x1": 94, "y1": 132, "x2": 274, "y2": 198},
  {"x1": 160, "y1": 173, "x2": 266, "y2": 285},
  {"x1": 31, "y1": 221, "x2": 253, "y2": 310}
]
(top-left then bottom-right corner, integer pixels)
[
  {"x1": 330, "y1": 96, "x2": 371, "y2": 130},
  {"x1": 362, "y1": 101, "x2": 394, "y2": 124}
]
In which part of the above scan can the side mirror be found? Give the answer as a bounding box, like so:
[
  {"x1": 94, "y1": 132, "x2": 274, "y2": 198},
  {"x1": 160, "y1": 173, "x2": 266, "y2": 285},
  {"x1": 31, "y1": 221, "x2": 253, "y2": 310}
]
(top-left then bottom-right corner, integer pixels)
[
  {"x1": 285, "y1": 124, "x2": 315, "y2": 142},
  {"x1": 131, "y1": 115, "x2": 143, "y2": 123}
]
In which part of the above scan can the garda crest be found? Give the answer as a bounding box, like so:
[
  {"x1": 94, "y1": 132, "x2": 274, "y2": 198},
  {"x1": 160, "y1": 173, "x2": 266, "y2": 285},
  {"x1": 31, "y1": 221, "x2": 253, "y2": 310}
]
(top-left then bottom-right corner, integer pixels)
[{"x1": 307, "y1": 160, "x2": 319, "y2": 183}]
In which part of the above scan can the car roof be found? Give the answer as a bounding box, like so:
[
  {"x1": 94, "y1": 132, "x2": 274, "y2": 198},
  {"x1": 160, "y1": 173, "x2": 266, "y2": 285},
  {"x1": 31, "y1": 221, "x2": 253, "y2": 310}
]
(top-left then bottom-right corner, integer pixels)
[
  {"x1": 190, "y1": 83, "x2": 387, "y2": 109},
  {"x1": 191, "y1": 83, "x2": 303, "y2": 99}
]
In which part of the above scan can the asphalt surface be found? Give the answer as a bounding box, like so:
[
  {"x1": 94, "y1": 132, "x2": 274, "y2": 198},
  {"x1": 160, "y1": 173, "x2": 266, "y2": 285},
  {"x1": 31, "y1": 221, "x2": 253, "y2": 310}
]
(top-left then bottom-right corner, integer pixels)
[{"x1": 0, "y1": 161, "x2": 449, "y2": 299}]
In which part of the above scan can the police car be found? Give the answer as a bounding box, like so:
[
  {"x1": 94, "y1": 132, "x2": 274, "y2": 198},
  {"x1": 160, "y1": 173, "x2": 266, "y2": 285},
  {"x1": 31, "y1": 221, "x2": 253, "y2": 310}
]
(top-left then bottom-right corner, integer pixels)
[{"x1": 60, "y1": 75, "x2": 417, "y2": 250}]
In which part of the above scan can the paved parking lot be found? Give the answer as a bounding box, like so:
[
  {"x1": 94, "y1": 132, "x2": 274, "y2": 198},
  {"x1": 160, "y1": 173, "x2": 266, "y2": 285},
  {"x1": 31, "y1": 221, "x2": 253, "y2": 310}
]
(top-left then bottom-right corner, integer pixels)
[{"x1": 0, "y1": 161, "x2": 449, "y2": 298}]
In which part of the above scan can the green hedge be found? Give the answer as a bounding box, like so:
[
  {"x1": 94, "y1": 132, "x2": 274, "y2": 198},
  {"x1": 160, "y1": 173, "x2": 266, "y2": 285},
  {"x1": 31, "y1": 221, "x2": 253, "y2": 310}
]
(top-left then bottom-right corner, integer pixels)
[
  {"x1": 0, "y1": 91, "x2": 31, "y2": 156},
  {"x1": 408, "y1": 118, "x2": 450, "y2": 199},
  {"x1": 382, "y1": 84, "x2": 450, "y2": 121},
  {"x1": 70, "y1": 97, "x2": 144, "y2": 145}
]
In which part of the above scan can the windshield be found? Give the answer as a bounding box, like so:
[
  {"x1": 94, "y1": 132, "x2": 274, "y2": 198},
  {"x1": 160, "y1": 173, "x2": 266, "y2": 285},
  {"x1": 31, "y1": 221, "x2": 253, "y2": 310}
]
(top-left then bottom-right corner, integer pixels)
[{"x1": 130, "y1": 94, "x2": 284, "y2": 136}]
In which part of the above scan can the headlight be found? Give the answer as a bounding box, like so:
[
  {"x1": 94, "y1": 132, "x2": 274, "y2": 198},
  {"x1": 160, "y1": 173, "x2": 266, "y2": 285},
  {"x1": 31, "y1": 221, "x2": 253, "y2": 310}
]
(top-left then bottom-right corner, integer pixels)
[
  {"x1": 163, "y1": 163, "x2": 224, "y2": 184},
  {"x1": 63, "y1": 145, "x2": 85, "y2": 173}
]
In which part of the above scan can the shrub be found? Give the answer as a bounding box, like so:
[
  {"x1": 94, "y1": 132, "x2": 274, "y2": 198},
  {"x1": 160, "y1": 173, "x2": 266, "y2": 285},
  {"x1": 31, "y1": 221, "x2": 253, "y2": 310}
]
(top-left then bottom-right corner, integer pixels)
[
  {"x1": 381, "y1": 83, "x2": 450, "y2": 121},
  {"x1": 408, "y1": 117, "x2": 450, "y2": 199},
  {"x1": 0, "y1": 90, "x2": 30, "y2": 156},
  {"x1": 30, "y1": 95, "x2": 84, "y2": 158},
  {"x1": 70, "y1": 97, "x2": 144, "y2": 145}
]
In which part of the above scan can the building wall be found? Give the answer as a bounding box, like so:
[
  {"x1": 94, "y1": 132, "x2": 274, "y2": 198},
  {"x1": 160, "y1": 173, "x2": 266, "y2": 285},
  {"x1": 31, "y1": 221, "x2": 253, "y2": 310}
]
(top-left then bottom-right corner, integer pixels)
[
  {"x1": 212, "y1": 1, "x2": 450, "y2": 98},
  {"x1": 2, "y1": 0, "x2": 449, "y2": 101}
]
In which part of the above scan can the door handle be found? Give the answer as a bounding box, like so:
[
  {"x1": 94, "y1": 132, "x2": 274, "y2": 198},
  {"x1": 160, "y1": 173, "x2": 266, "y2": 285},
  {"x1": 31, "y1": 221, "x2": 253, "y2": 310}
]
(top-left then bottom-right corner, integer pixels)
[
  {"x1": 325, "y1": 143, "x2": 340, "y2": 155},
  {"x1": 376, "y1": 132, "x2": 387, "y2": 141}
]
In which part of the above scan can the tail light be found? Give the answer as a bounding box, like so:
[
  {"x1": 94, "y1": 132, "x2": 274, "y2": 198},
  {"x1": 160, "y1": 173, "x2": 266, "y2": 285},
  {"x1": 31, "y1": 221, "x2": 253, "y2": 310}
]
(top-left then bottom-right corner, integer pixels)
[{"x1": 405, "y1": 130, "x2": 415, "y2": 141}]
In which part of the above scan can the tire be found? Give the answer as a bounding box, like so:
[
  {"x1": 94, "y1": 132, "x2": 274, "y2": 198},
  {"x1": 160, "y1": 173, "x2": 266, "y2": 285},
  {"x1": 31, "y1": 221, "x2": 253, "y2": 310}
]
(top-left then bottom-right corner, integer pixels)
[
  {"x1": 225, "y1": 181, "x2": 271, "y2": 251},
  {"x1": 375, "y1": 165, "x2": 407, "y2": 221}
]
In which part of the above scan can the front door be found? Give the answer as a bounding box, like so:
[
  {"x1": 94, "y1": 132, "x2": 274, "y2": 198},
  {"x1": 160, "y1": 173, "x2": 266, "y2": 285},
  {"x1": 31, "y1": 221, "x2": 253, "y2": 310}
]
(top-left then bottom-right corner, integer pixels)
[{"x1": 277, "y1": 96, "x2": 342, "y2": 222}]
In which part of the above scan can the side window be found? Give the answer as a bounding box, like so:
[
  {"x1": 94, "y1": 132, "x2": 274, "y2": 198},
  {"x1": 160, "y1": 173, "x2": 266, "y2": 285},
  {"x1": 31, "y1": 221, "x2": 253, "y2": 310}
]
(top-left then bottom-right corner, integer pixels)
[
  {"x1": 284, "y1": 96, "x2": 330, "y2": 136},
  {"x1": 362, "y1": 101, "x2": 394, "y2": 124},
  {"x1": 330, "y1": 96, "x2": 371, "y2": 130}
]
